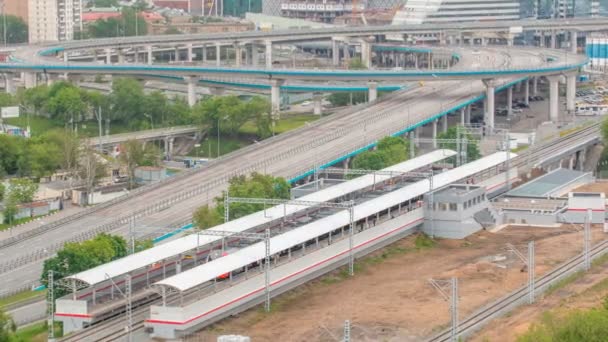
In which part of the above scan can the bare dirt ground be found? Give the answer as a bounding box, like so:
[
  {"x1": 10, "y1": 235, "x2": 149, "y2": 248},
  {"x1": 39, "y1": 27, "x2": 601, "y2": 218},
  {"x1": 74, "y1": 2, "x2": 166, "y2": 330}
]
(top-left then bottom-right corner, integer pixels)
[
  {"x1": 183, "y1": 225, "x2": 607, "y2": 342},
  {"x1": 471, "y1": 253, "x2": 608, "y2": 342},
  {"x1": 573, "y1": 181, "x2": 608, "y2": 194}
]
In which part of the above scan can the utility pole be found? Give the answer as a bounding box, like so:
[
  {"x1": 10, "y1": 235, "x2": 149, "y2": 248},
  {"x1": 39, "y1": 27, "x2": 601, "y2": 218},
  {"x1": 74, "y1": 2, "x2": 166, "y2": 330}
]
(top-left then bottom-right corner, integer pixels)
[
  {"x1": 507, "y1": 241, "x2": 536, "y2": 304},
  {"x1": 429, "y1": 277, "x2": 459, "y2": 342},
  {"x1": 125, "y1": 275, "x2": 133, "y2": 342},
  {"x1": 47, "y1": 270, "x2": 55, "y2": 342},
  {"x1": 584, "y1": 208, "x2": 591, "y2": 271},
  {"x1": 129, "y1": 216, "x2": 135, "y2": 255},
  {"x1": 343, "y1": 320, "x2": 351, "y2": 342}
]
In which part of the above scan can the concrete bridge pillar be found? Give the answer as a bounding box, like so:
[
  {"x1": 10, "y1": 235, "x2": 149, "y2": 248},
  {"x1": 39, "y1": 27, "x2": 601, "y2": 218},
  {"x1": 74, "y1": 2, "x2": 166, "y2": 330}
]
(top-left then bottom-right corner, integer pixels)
[
  {"x1": 133, "y1": 48, "x2": 139, "y2": 63},
  {"x1": 174, "y1": 46, "x2": 180, "y2": 62},
  {"x1": 313, "y1": 92, "x2": 323, "y2": 116},
  {"x1": 532, "y1": 76, "x2": 538, "y2": 95},
  {"x1": 483, "y1": 79, "x2": 497, "y2": 129},
  {"x1": 432, "y1": 119, "x2": 438, "y2": 148},
  {"x1": 251, "y1": 44, "x2": 260, "y2": 67},
  {"x1": 465, "y1": 105, "x2": 471, "y2": 124},
  {"x1": 550, "y1": 30, "x2": 556, "y2": 49},
  {"x1": 4, "y1": 73, "x2": 15, "y2": 95},
  {"x1": 92, "y1": 50, "x2": 98, "y2": 63},
  {"x1": 577, "y1": 149, "x2": 586, "y2": 171},
  {"x1": 202, "y1": 45, "x2": 207, "y2": 63},
  {"x1": 332, "y1": 39, "x2": 340, "y2": 66},
  {"x1": 507, "y1": 86, "x2": 513, "y2": 116},
  {"x1": 414, "y1": 127, "x2": 420, "y2": 147},
  {"x1": 24, "y1": 72, "x2": 37, "y2": 89},
  {"x1": 167, "y1": 137, "x2": 175, "y2": 160},
  {"x1": 570, "y1": 31, "x2": 578, "y2": 53},
  {"x1": 117, "y1": 49, "x2": 125, "y2": 64},
  {"x1": 566, "y1": 73, "x2": 577, "y2": 113},
  {"x1": 460, "y1": 108, "x2": 465, "y2": 126},
  {"x1": 481, "y1": 37, "x2": 487, "y2": 46},
  {"x1": 235, "y1": 44, "x2": 242, "y2": 67},
  {"x1": 187, "y1": 43, "x2": 193, "y2": 63},
  {"x1": 428, "y1": 52, "x2": 432, "y2": 69},
  {"x1": 265, "y1": 40, "x2": 273, "y2": 69},
  {"x1": 184, "y1": 76, "x2": 199, "y2": 107},
  {"x1": 215, "y1": 43, "x2": 222, "y2": 67},
  {"x1": 360, "y1": 40, "x2": 372, "y2": 69},
  {"x1": 569, "y1": 155, "x2": 575, "y2": 170},
  {"x1": 442, "y1": 114, "x2": 448, "y2": 133},
  {"x1": 368, "y1": 82, "x2": 378, "y2": 102},
  {"x1": 547, "y1": 75, "x2": 560, "y2": 122},
  {"x1": 539, "y1": 31, "x2": 545, "y2": 47},
  {"x1": 270, "y1": 79, "x2": 283, "y2": 116},
  {"x1": 105, "y1": 48, "x2": 112, "y2": 64},
  {"x1": 524, "y1": 79, "x2": 530, "y2": 105},
  {"x1": 146, "y1": 45, "x2": 153, "y2": 65}
]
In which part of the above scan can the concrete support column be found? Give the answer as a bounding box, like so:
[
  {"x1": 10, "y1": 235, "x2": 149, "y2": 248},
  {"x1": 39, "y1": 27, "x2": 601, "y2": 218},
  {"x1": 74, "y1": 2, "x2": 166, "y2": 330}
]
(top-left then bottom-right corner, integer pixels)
[
  {"x1": 428, "y1": 52, "x2": 432, "y2": 69},
  {"x1": 332, "y1": 39, "x2": 340, "y2": 66},
  {"x1": 235, "y1": 44, "x2": 242, "y2": 67},
  {"x1": 460, "y1": 108, "x2": 465, "y2": 126},
  {"x1": 105, "y1": 48, "x2": 112, "y2": 64},
  {"x1": 202, "y1": 45, "x2": 207, "y2": 63},
  {"x1": 507, "y1": 86, "x2": 513, "y2": 116},
  {"x1": 117, "y1": 49, "x2": 125, "y2": 64},
  {"x1": 167, "y1": 138, "x2": 175, "y2": 160},
  {"x1": 550, "y1": 30, "x2": 556, "y2": 49},
  {"x1": 506, "y1": 34, "x2": 514, "y2": 47},
  {"x1": 442, "y1": 113, "x2": 448, "y2": 132},
  {"x1": 481, "y1": 37, "x2": 487, "y2": 46},
  {"x1": 215, "y1": 43, "x2": 221, "y2": 67},
  {"x1": 93, "y1": 50, "x2": 98, "y2": 63},
  {"x1": 524, "y1": 79, "x2": 530, "y2": 105},
  {"x1": 174, "y1": 47, "x2": 180, "y2": 62},
  {"x1": 313, "y1": 92, "x2": 323, "y2": 116},
  {"x1": 133, "y1": 48, "x2": 139, "y2": 63},
  {"x1": 566, "y1": 73, "x2": 577, "y2": 113},
  {"x1": 187, "y1": 43, "x2": 193, "y2": 62},
  {"x1": 265, "y1": 40, "x2": 272, "y2": 69},
  {"x1": 483, "y1": 79, "x2": 496, "y2": 129},
  {"x1": 270, "y1": 79, "x2": 284, "y2": 115},
  {"x1": 184, "y1": 76, "x2": 199, "y2": 107},
  {"x1": 146, "y1": 45, "x2": 153, "y2": 65},
  {"x1": 360, "y1": 40, "x2": 371, "y2": 69},
  {"x1": 532, "y1": 76, "x2": 538, "y2": 95},
  {"x1": 24, "y1": 72, "x2": 37, "y2": 89},
  {"x1": 570, "y1": 31, "x2": 578, "y2": 53},
  {"x1": 465, "y1": 105, "x2": 471, "y2": 124},
  {"x1": 368, "y1": 82, "x2": 378, "y2": 102},
  {"x1": 540, "y1": 31, "x2": 545, "y2": 47},
  {"x1": 432, "y1": 119, "x2": 438, "y2": 148},
  {"x1": 547, "y1": 75, "x2": 560, "y2": 122},
  {"x1": 252, "y1": 45, "x2": 259, "y2": 67},
  {"x1": 4, "y1": 74, "x2": 15, "y2": 94}
]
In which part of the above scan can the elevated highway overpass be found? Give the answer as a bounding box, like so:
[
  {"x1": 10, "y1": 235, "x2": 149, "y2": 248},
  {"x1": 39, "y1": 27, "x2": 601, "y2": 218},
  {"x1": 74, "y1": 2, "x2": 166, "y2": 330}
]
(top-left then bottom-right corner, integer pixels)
[{"x1": 0, "y1": 18, "x2": 601, "y2": 296}]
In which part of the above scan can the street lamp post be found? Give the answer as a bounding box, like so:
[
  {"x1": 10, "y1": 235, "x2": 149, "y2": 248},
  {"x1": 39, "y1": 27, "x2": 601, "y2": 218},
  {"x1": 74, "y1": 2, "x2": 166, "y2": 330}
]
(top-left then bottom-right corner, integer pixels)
[{"x1": 1, "y1": 2, "x2": 6, "y2": 47}]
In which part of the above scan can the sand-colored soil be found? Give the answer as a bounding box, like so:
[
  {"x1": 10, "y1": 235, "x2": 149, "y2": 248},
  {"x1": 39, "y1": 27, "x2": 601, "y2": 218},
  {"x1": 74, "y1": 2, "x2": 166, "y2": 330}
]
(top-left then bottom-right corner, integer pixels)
[{"x1": 183, "y1": 226, "x2": 606, "y2": 342}]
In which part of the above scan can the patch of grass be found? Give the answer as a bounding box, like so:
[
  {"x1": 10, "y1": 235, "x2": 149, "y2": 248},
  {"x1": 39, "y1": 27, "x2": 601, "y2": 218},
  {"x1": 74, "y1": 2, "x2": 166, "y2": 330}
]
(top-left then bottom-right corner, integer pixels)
[
  {"x1": 415, "y1": 233, "x2": 437, "y2": 250},
  {"x1": 545, "y1": 271, "x2": 584, "y2": 297},
  {"x1": 0, "y1": 290, "x2": 45, "y2": 309},
  {"x1": 0, "y1": 217, "x2": 37, "y2": 231},
  {"x1": 239, "y1": 114, "x2": 320, "y2": 136},
  {"x1": 6, "y1": 116, "x2": 138, "y2": 138},
  {"x1": 10, "y1": 321, "x2": 62, "y2": 341},
  {"x1": 191, "y1": 136, "x2": 250, "y2": 158},
  {"x1": 511, "y1": 145, "x2": 529, "y2": 153}
]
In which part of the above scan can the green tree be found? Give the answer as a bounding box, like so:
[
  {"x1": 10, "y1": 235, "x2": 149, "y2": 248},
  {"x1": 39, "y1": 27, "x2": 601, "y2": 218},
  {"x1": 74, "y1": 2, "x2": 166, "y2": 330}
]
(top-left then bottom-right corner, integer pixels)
[
  {"x1": 135, "y1": 239, "x2": 154, "y2": 252},
  {"x1": 91, "y1": 0, "x2": 119, "y2": 6},
  {"x1": 27, "y1": 138, "x2": 62, "y2": 179},
  {"x1": 19, "y1": 85, "x2": 50, "y2": 115},
  {"x1": 87, "y1": 7, "x2": 147, "y2": 38},
  {"x1": 41, "y1": 234, "x2": 127, "y2": 298},
  {"x1": 192, "y1": 96, "x2": 250, "y2": 136},
  {"x1": 0, "y1": 183, "x2": 4, "y2": 202},
  {"x1": 193, "y1": 205, "x2": 222, "y2": 230},
  {"x1": 348, "y1": 57, "x2": 367, "y2": 70},
  {"x1": 437, "y1": 126, "x2": 481, "y2": 161},
  {"x1": 111, "y1": 78, "x2": 146, "y2": 125},
  {"x1": 351, "y1": 136, "x2": 411, "y2": 171},
  {"x1": 246, "y1": 96, "x2": 272, "y2": 139},
  {"x1": 142, "y1": 91, "x2": 168, "y2": 127},
  {"x1": 165, "y1": 97, "x2": 192, "y2": 126},
  {"x1": 164, "y1": 27, "x2": 182, "y2": 35},
  {"x1": 0, "y1": 135, "x2": 24, "y2": 176},
  {"x1": 119, "y1": 139, "x2": 161, "y2": 188},
  {"x1": 6, "y1": 178, "x2": 38, "y2": 204},
  {"x1": 328, "y1": 92, "x2": 367, "y2": 107},
  {"x1": 214, "y1": 172, "x2": 291, "y2": 220},
  {"x1": 46, "y1": 85, "x2": 88, "y2": 123},
  {"x1": 0, "y1": 15, "x2": 28, "y2": 44},
  {"x1": 0, "y1": 308, "x2": 16, "y2": 341}
]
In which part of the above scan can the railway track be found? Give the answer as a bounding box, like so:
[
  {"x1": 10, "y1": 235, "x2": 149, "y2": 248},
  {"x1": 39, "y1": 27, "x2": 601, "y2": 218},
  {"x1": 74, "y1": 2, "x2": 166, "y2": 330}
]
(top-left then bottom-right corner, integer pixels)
[{"x1": 429, "y1": 239, "x2": 608, "y2": 342}]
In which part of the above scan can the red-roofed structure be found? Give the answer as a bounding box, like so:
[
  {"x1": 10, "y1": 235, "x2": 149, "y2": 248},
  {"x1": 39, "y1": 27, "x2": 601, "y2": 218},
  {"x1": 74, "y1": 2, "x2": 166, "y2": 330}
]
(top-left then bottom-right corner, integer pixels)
[{"x1": 82, "y1": 12, "x2": 122, "y2": 22}]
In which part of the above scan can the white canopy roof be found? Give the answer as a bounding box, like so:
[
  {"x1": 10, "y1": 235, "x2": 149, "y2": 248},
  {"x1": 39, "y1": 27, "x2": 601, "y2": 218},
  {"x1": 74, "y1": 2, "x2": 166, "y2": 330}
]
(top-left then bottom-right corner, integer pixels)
[
  {"x1": 66, "y1": 149, "x2": 456, "y2": 285},
  {"x1": 155, "y1": 151, "x2": 515, "y2": 292}
]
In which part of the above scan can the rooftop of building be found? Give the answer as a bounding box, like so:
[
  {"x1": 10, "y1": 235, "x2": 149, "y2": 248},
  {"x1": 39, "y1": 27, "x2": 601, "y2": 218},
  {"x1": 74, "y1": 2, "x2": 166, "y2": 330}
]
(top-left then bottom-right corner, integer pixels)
[{"x1": 506, "y1": 168, "x2": 590, "y2": 198}]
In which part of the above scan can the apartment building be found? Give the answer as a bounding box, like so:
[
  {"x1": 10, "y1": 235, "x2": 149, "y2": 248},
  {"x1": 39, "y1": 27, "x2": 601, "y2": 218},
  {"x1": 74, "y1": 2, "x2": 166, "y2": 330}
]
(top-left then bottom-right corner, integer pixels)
[{"x1": 28, "y1": 0, "x2": 82, "y2": 43}]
